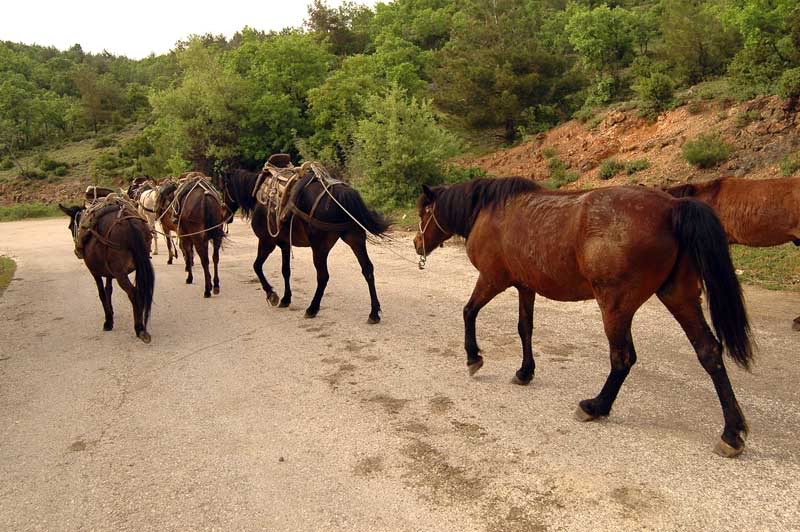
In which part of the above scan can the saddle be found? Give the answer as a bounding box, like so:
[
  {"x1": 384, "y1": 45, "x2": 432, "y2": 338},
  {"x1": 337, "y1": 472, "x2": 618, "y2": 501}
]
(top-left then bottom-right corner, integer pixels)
[
  {"x1": 254, "y1": 154, "x2": 347, "y2": 232},
  {"x1": 84, "y1": 186, "x2": 117, "y2": 207},
  {"x1": 74, "y1": 192, "x2": 146, "y2": 259},
  {"x1": 172, "y1": 174, "x2": 224, "y2": 224}
]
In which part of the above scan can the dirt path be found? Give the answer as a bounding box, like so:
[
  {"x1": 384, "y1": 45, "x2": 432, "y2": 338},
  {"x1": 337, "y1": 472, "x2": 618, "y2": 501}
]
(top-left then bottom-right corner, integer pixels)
[{"x1": 1, "y1": 218, "x2": 798, "y2": 531}]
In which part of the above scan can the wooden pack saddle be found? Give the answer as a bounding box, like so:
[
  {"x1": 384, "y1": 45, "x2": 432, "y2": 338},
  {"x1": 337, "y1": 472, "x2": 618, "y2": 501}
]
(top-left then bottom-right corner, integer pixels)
[
  {"x1": 254, "y1": 154, "x2": 348, "y2": 232},
  {"x1": 74, "y1": 192, "x2": 147, "y2": 259}
]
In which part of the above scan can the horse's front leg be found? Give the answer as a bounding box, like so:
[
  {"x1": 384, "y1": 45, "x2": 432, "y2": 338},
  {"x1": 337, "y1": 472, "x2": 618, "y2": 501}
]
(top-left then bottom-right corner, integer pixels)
[
  {"x1": 305, "y1": 239, "x2": 334, "y2": 319},
  {"x1": 278, "y1": 242, "x2": 292, "y2": 308},
  {"x1": 463, "y1": 275, "x2": 505, "y2": 376},
  {"x1": 253, "y1": 236, "x2": 279, "y2": 306},
  {"x1": 512, "y1": 287, "x2": 536, "y2": 385},
  {"x1": 151, "y1": 221, "x2": 159, "y2": 255},
  {"x1": 181, "y1": 236, "x2": 194, "y2": 284}
]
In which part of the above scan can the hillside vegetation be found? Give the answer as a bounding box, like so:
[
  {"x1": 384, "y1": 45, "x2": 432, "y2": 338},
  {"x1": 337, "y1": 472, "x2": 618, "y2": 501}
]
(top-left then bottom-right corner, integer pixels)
[{"x1": 2, "y1": 0, "x2": 800, "y2": 210}]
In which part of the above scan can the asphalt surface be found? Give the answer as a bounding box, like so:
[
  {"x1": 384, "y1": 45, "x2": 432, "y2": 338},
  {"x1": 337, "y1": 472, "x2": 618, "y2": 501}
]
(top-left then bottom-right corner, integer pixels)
[{"x1": 1, "y1": 218, "x2": 799, "y2": 531}]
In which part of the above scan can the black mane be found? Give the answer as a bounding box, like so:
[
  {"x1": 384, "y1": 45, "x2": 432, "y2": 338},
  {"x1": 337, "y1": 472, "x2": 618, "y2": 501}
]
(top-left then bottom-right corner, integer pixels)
[
  {"x1": 222, "y1": 169, "x2": 260, "y2": 218},
  {"x1": 421, "y1": 177, "x2": 541, "y2": 237}
]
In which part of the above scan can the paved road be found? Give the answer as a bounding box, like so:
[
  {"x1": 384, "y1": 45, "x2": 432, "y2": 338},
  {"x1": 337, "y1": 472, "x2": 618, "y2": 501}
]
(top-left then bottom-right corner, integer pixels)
[{"x1": 1, "y1": 218, "x2": 799, "y2": 531}]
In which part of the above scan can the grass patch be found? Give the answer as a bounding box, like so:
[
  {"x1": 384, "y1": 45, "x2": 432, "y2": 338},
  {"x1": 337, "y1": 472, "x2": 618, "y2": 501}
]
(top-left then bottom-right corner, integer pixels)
[
  {"x1": 0, "y1": 202, "x2": 63, "y2": 222},
  {"x1": 624, "y1": 159, "x2": 650, "y2": 175},
  {"x1": 544, "y1": 157, "x2": 579, "y2": 189},
  {"x1": 780, "y1": 152, "x2": 800, "y2": 177},
  {"x1": 598, "y1": 158, "x2": 625, "y2": 180},
  {"x1": 0, "y1": 256, "x2": 16, "y2": 296},
  {"x1": 730, "y1": 244, "x2": 800, "y2": 292},
  {"x1": 387, "y1": 204, "x2": 420, "y2": 231}
]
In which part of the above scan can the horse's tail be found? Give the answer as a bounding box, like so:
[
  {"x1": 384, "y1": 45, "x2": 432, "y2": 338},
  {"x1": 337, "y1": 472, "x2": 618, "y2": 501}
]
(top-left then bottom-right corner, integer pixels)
[
  {"x1": 130, "y1": 222, "x2": 155, "y2": 327},
  {"x1": 204, "y1": 194, "x2": 226, "y2": 242},
  {"x1": 332, "y1": 186, "x2": 391, "y2": 237},
  {"x1": 671, "y1": 199, "x2": 753, "y2": 369}
]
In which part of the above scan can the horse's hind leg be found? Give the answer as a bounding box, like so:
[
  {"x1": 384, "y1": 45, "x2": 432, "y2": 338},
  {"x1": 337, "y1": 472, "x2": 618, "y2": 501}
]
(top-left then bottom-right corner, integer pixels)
[
  {"x1": 463, "y1": 275, "x2": 506, "y2": 376},
  {"x1": 212, "y1": 236, "x2": 221, "y2": 295},
  {"x1": 657, "y1": 269, "x2": 748, "y2": 457},
  {"x1": 278, "y1": 242, "x2": 292, "y2": 308},
  {"x1": 342, "y1": 231, "x2": 381, "y2": 324},
  {"x1": 575, "y1": 305, "x2": 637, "y2": 421},
  {"x1": 93, "y1": 275, "x2": 113, "y2": 331},
  {"x1": 512, "y1": 287, "x2": 536, "y2": 385},
  {"x1": 115, "y1": 273, "x2": 149, "y2": 342},
  {"x1": 253, "y1": 236, "x2": 279, "y2": 306},
  {"x1": 197, "y1": 238, "x2": 212, "y2": 298}
]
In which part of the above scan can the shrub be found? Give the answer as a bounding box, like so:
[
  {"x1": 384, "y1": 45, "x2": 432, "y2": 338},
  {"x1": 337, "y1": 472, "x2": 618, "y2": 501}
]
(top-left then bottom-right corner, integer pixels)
[
  {"x1": 734, "y1": 110, "x2": 760, "y2": 129},
  {"x1": 0, "y1": 158, "x2": 13, "y2": 170},
  {"x1": 780, "y1": 153, "x2": 800, "y2": 177},
  {"x1": 682, "y1": 133, "x2": 731, "y2": 168},
  {"x1": 443, "y1": 166, "x2": 487, "y2": 184},
  {"x1": 349, "y1": 85, "x2": 460, "y2": 209},
  {"x1": 776, "y1": 68, "x2": 800, "y2": 99},
  {"x1": 90, "y1": 151, "x2": 125, "y2": 180},
  {"x1": 687, "y1": 100, "x2": 703, "y2": 115},
  {"x1": 598, "y1": 158, "x2": 625, "y2": 180},
  {"x1": 93, "y1": 135, "x2": 117, "y2": 149},
  {"x1": 542, "y1": 147, "x2": 557, "y2": 158},
  {"x1": 545, "y1": 157, "x2": 579, "y2": 189},
  {"x1": 624, "y1": 159, "x2": 650, "y2": 175},
  {"x1": 634, "y1": 73, "x2": 674, "y2": 117},
  {"x1": 20, "y1": 168, "x2": 46, "y2": 180}
]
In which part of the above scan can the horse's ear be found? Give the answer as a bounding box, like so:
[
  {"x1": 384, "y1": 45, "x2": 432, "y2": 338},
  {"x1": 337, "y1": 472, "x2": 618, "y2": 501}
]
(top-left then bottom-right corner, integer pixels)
[{"x1": 422, "y1": 184, "x2": 436, "y2": 201}]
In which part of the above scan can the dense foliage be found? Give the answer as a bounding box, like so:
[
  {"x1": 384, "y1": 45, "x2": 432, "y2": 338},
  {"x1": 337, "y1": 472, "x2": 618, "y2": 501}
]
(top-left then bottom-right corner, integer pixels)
[{"x1": 2, "y1": 0, "x2": 799, "y2": 207}]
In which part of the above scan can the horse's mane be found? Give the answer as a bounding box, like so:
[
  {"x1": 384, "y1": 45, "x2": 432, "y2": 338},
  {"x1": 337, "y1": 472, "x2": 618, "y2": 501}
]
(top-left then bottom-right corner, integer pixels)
[
  {"x1": 425, "y1": 177, "x2": 541, "y2": 237},
  {"x1": 223, "y1": 168, "x2": 260, "y2": 218}
]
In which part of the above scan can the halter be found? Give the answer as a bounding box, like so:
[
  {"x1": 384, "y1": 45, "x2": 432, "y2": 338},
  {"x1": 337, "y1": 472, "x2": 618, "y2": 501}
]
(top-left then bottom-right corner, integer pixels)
[{"x1": 417, "y1": 203, "x2": 451, "y2": 270}]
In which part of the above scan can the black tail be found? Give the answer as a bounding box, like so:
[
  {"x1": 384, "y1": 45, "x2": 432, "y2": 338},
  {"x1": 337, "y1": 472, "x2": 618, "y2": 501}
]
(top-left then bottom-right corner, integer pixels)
[
  {"x1": 672, "y1": 199, "x2": 753, "y2": 369},
  {"x1": 333, "y1": 186, "x2": 391, "y2": 236},
  {"x1": 130, "y1": 223, "x2": 155, "y2": 327},
  {"x1": 204, "y1": 195, "x2": 227, "y2": 242}
]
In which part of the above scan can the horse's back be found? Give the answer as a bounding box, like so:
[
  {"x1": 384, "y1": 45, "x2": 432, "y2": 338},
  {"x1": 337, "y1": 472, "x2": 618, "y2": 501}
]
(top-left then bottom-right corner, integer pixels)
[
  {"x1": 475, "y1": 186, "x2": 679, "y2": 301},
  {"x1": 716, "y1": 176, "x2": 800, "y2": 245}
]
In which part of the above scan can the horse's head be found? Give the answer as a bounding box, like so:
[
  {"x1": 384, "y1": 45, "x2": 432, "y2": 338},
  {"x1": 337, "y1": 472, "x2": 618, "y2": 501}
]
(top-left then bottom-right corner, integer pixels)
[
  {"x1": 219, "y1": 173, "x2": 240, "y2": 222},
  {"x1": 414, "y1": 184, "x2": 453, "y2": 258},
  {"x1": 58, "y1": 203, "x2": 85, "y2": 236},
  {"x1": 156, "y1": 181, "x2": 177, "y2": 215}
]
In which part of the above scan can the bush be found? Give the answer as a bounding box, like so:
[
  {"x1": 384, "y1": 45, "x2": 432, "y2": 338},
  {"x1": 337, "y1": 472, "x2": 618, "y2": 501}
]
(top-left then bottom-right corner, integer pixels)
[
  {"x1": 682, "y1": 133, "x2": 731, "y2": 168},
  {"x1": 598, "y1": 158, "x2": 625, "y2": 180},
  {"x1": 443, "y1": 166, "x2": 487, "y2": 184},
  {"x1": 634, "y1": 73, "x2": 674, "y2": 117},
  {"x1": 624, "y1": 159, "x2": 650, "y2": 175},
  {"x1": 541, "y1": 147, "x2": 557, "y2": 158},
  {"x1": 734, "y1": 110, "x2": 760, "y2": 129},
  {"x1": 90, "y1": 151, "x2": 125, "y2": 180},
  {"x1": 545, "y1": 157, "x2": 579, "y2": 189},
  {"x1": 349, "y1": 85, "x2": 460, "y2": 209},
  {"x1": 93, "y1": 135, "x2": 117, "y2": 149},
  {"x1": 780, "y1": 153, "x2": 800, "y2": 177},
  {"x1": 687, "y1": 100, "x2": 703, "y2": 115},
  {"x1": 20, "y1": 168, "x2": 46, "y2": 180},
  {"x1": 0, "y1": 158, "x2": 13, "y2": 170},
  {"x1": 777, "y1": 68, "x2": 800, "y2": 99}
]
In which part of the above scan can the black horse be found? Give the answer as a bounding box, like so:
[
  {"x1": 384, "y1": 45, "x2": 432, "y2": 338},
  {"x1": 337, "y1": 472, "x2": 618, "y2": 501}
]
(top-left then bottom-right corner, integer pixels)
[{"x1": 219, "y1": 167, "x2": 390, "y2": 323}]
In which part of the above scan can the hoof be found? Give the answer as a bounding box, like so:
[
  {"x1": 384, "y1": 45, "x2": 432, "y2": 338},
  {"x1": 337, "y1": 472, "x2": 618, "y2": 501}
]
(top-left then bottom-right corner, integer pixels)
[
  {"x1": 267, "y1": 292, "x2": 280, "y2": 306},
  {"x1": 186, "y1": 278, "x2": 193, "y2": 284},
  {"x1": 713, "y1": 439, "x2": 744, "y2": 458},
  {"x1": 204, "y1": 291, "x2": 211, "y2": 298},
  {"x1": 153, "y1": 250, "x2": 158, "y2": 255},
  {"x1": 304, "y1": 310, "x2": 318, "y2": 319},
  {"x1": 574, "y1": 405, "x2": 597, "y2": 422},
  {"x1": 278, "y1": 299, "x2": 290, "y2": 308},
  {"x1": 167, "y1": 259, "x2": 173, "y2": 265},
  {"x1": 137, "y1": 331, "x2": 151, "y2": 344},
  {"x1": 103, "y1": 323, "x2": 113, "y2": 331},
  {"x1": 793, "y1": 317, "x2": 800, "y2": 331},
  {"x1": 213, "y1": 286, "x2": 220, "y2": 295},
  {"x1": 367, "y1": 315, "x2": 381, "y2": 325},
  {"x1": 511, "y1": 372, "x2": 533, "y2": 386},
  {"x1": 467, "y1": 358, "x2": 484, "y2": 376}
]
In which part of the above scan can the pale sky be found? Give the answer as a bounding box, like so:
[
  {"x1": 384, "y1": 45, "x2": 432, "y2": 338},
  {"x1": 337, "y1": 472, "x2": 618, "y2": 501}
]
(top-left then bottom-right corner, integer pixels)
[{"x1": 1, "y1": 0, "x2": 379, "y2": 59}]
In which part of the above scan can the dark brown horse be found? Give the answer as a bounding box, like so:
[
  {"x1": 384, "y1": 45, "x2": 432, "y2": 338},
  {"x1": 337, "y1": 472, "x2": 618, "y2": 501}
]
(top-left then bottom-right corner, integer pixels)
[
  {"x1": 415, "y1": 177, "x2": 754, "y2": 457},
  {"x1": 152, "y1": 179, "x2": 180, "y2": 265},
  {"x1": 160, "y1": 177, "x2": 227, "y2": 298},
  {"x1": 665, "y1": 176, "x2": 800, "y2": 329},
  {"x1": 219, "y1": 167, "x2": 390, "y2": 323},
  {"x1": 59, "y1": 203, "x2": 155, "y2": 342}
]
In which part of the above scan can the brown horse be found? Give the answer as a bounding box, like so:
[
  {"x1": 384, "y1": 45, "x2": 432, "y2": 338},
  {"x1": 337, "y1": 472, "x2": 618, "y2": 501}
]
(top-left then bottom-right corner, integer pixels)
[
  {"x1": 219, "y1": 167, "x2": 390, "y2": 323},
  {"x1": 59, "y1": 203, "x2": 155, "y2": 342},
  {"x1": 665, "y1": 176, "x2": 800, "y2": 329},
  {"x1": 160, "y1": 177, "x2": 226, "y2": 297},
  {"x1": 415, "y1": 177, "x2": 754, "y2": 457}
]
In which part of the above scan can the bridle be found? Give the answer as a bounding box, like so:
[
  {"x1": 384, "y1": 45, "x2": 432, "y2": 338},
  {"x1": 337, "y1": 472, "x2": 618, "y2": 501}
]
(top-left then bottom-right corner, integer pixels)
[{"x1": 417, "y1": 202, "x2": 451, "y2": 270}]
